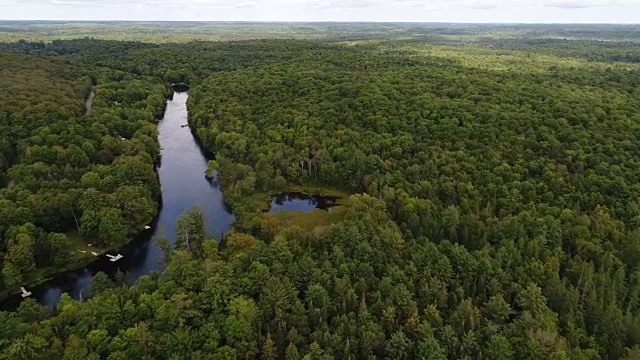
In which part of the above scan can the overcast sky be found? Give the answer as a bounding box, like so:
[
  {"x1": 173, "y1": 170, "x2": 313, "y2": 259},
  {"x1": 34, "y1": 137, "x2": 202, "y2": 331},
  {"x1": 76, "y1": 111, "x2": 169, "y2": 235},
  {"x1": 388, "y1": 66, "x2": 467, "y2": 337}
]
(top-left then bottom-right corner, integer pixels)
[{"x1": 2, "y1": 0, "x2": 640, "y2": 23}]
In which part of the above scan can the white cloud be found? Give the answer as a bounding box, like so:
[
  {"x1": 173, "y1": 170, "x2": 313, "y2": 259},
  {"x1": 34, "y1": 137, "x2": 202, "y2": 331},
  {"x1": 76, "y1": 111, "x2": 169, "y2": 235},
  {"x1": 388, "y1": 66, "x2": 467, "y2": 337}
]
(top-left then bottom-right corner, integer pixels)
[
  {"x1": 3, "y1": 0, "x2": 640, "y2": 22},
  {"x1": 17, "y1": 0, "x2": 259, "y2": 7},
  {"x1": 542, "y1": 0, "x2": 634, "y2": 7}
]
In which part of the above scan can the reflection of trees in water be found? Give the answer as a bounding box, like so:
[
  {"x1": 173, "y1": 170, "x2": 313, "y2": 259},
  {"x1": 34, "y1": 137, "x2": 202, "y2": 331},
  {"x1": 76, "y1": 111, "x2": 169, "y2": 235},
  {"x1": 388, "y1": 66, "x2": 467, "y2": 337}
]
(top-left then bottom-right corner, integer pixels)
[{"x1": 271, "y1": 192, "x2": 338, "y2": 211}]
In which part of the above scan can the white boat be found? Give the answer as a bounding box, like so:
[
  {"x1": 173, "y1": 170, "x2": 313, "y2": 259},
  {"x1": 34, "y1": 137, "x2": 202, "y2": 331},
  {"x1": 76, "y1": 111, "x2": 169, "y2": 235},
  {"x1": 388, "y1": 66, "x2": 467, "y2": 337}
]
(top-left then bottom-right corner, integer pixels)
[
  {"x1": 79, "y1": 250, "x2": 87, "y2": 254},
  {"x1": 20, "y1": 287, "x2": 32, "y2": 298},
  {"x1": 106, "y1": 254, "x2": 123, "y2": 262},
  {"x1": 144, "y1": 225, "x2": 151, "y2": 230},
  {"x1": 91, "y1": 251, "x2": 99, "y2": 256}
]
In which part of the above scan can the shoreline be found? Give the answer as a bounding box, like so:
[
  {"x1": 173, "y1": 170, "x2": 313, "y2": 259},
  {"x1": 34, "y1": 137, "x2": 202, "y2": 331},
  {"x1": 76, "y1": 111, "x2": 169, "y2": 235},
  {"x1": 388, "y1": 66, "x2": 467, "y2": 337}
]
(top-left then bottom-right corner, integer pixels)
[
  {"x1": 0, "y1": 87, "x2": 175, "y2": 309},
  {"x1": 0, "y1": 218, "x2": 161, "y2": 309}
]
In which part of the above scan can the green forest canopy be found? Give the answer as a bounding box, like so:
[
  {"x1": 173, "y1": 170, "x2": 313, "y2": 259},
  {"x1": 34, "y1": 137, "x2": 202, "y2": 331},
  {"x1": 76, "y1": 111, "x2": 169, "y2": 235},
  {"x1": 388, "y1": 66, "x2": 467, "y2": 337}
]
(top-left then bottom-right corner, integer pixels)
[{"x1": 1, "y1": 26, "x2": 640, "y2": 359}]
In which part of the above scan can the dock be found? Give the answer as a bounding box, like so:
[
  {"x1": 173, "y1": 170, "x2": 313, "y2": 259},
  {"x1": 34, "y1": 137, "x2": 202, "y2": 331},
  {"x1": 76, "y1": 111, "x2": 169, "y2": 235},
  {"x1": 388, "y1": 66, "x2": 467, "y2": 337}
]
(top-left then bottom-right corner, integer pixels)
[
  {"x1": 20, "y1": 287, "x2": 32, "y2": 298},
  {"x1": 106, "y1": 254, "x2": 123, "y2": 262}
]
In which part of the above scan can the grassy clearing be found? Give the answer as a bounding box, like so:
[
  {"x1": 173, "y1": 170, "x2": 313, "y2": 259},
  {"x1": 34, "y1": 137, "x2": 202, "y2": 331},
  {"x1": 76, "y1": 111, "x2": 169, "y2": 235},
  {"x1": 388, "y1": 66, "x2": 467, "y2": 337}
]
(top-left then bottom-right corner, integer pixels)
[
  {"x1": 272, "y1": 205, "x2": 348, "y2": 233},
  {"x1": 66, "y1": 230, "x2": 108, "y2": 254},
  {"x1": 262, "y1": 185, "x2": 352, "y2": 232},
  {"x1": 21, "y1": 231, "x2": 108, "y2": 285}
]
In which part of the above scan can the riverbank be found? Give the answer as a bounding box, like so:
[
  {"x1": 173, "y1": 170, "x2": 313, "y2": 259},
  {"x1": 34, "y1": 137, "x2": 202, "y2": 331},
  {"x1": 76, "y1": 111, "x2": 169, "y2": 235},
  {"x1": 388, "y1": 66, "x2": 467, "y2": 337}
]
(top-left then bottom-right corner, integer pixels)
[
  {"x1": 0, "y1": 226, "x2": 143, "y2": 304},
  {"x1": 0, "y1": 231, "x2": 107, "y2": 302},
  {"x1": 0, "y1": 86, "x2": 164, "y2": 306},
  {"x1": 1, "y1": 89, "x2": 169, "y2": 307},
  {"x1": 0, "y1": 90, "x2": 237, "y2": 310}
]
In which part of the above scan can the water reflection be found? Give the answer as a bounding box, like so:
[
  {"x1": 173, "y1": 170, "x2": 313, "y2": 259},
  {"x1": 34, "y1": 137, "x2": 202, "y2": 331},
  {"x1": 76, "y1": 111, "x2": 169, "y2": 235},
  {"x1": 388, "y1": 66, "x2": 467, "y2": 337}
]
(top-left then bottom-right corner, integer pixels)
[
  {"x1": 1, "y1": 91, "x2": 235, "y2": 310},
  {"x1": 269, "y1": 192, "x2": 338, "y2": 214}
]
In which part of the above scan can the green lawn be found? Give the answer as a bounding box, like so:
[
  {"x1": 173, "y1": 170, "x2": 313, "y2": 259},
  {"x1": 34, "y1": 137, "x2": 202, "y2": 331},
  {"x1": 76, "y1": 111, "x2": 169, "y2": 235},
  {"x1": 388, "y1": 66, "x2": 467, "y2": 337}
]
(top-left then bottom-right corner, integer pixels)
[
  {"x1": 65, "y1": 230, "x2": 108, "y2": 254},
  {"x1": 21, "y1": 231, "x2": 107, "y2": 285}
]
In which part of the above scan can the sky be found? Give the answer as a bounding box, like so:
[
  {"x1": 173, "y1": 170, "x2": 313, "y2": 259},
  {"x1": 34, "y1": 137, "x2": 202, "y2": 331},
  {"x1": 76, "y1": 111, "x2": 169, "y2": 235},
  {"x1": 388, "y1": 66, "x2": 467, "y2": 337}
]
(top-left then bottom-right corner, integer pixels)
[{"x1": 2, "y1": 0, "x2": 640, "y2": 23}]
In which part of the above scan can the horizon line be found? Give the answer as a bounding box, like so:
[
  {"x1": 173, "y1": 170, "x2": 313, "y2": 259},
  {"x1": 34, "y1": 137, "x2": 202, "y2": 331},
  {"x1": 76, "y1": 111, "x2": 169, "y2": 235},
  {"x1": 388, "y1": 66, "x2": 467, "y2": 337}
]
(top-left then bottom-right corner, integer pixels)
[{"x1": 1, "y1": 20, "x2": 640, "y2": 25}]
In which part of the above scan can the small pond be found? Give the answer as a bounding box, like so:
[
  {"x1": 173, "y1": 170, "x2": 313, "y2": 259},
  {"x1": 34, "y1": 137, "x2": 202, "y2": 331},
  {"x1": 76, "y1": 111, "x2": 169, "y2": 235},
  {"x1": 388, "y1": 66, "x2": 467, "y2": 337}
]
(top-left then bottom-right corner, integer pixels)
[{"x1": 268, "y1": 192, "x2": 338, "y2": 214}]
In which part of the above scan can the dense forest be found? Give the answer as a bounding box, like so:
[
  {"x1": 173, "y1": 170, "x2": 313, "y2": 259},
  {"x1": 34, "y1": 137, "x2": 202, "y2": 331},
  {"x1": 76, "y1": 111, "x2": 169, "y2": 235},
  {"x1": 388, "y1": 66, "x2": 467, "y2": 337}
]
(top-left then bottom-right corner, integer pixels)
[
  {"x1": 2, "y1": 24, "x2": 640, "y2": 359},
  {"x1": 0, "y1": 48, "x2": 165, "y2": 294}
]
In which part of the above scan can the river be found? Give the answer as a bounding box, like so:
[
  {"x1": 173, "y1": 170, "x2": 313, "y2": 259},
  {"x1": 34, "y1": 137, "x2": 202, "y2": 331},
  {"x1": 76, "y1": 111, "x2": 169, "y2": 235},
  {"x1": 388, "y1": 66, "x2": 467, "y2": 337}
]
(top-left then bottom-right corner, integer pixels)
[
  {"x1": 85, "y1": 86, "x2": 95, "y2": 117},
  {"x1": 4, "y1": 91, "x2": 235, "y2": 310}
]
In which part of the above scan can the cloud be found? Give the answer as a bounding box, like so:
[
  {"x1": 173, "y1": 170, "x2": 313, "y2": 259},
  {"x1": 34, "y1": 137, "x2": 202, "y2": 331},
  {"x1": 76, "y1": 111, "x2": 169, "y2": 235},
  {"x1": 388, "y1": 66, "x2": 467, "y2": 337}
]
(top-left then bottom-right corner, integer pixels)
[
  {"x1": 16, "y1": 0, "x2": 259, "y2": 7},
  {"x1": 549, "y1": 2, "x2": 591, "y2": 8},
  {"x1": 463, "y1": 0, "x2": 500, "y2": 9},
  {"x1": 541, "y1": 0, "x2": 638, "y2": 8},
  {"x1": 5, "y1": 0, "x2": 640, "y2": 22},
  {"x1": 12, "y1": 0, "x2": 639, "y2": 9}
]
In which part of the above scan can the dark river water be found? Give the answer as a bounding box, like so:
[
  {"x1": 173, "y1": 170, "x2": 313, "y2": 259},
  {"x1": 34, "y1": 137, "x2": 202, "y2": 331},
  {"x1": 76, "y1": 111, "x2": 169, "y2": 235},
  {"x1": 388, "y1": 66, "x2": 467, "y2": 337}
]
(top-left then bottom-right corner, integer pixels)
[{"x1": 3, "y1": 92, "x2": 235, "y2": 310}]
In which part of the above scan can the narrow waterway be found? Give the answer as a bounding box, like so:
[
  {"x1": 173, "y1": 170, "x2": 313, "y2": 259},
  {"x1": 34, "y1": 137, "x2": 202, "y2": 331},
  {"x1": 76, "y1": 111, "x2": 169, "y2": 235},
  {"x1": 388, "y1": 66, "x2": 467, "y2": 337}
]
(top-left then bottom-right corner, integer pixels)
[
  {"x1": 84, "y1": 86, "x2": 95, "y2": 116},
  {"x1": 3, "y1": 91, "x2": 235, "y2": 310}
]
